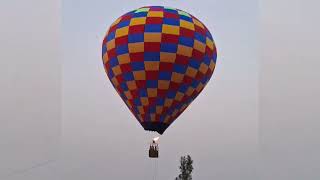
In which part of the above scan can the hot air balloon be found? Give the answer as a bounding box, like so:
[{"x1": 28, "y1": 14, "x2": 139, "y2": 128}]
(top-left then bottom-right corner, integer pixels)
[{"x1": 102, "y1": 6, "x2": 217, "y2": 137}]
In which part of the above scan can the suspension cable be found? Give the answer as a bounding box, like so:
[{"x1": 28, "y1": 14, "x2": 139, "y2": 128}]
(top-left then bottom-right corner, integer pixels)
[{"x1": 154, "y1": 158, "x2": 158, "y2": 180}]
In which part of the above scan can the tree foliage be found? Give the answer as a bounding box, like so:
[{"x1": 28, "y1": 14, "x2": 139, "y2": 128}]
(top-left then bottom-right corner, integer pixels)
[{"x1": 175, "y1": 155, "x2": 193, "y2": 180}]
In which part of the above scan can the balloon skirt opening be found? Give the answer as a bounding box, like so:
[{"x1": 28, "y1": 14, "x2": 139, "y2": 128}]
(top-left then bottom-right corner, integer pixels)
[{"x1": 141, "y1": 122, "x2": 169, "y2": 135}]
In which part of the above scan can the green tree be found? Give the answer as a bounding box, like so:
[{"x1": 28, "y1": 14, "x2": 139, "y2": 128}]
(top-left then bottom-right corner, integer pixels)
[{"x1": 175, "y1": 155, "x2": 193, "y2": 180}]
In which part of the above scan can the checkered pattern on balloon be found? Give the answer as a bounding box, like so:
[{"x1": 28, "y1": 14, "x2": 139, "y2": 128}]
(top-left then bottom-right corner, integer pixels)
[{"x1": 102, "y1": 6, "x2": 217, "y2": 134}]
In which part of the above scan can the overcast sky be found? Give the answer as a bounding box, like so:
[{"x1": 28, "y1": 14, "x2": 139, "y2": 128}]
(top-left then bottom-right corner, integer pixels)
[
  {"x1": 61, "y1": 0, "x2": 258, "y2": 179},
  {"x1": 1, "y1": 0, "x2": 319, "y2": 180}
]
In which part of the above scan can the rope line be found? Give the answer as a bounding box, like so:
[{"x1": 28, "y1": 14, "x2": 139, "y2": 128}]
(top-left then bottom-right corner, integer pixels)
[{"x1": 154, "y1": 158, "x2": 158, "y2": 180}]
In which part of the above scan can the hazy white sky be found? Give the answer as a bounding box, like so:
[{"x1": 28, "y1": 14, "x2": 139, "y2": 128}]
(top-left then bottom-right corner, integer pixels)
[
  {"x1": 1, "y1": 0, "x2": 319, "y2": 180},
  {"x1": 0, "y1": 0, "x2": 60, "y2": 179},
  {"x1": 61, "y1": 0, "x2": 258, "y2": 179}
]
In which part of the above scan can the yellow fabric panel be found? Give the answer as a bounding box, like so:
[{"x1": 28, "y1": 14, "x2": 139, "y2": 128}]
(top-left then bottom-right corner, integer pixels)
[
  {"x1": 164, "y1": 98, "x2": 173, "y2": 107},
  {"x1": 199, "y1": 63, "x2": 209, "y2": 74},
  {"x1": 130, "y1": 17, "x2": 146, "y2": 26},
  {"x1": 128, "y1": 42, "x2": 144, "y2": 53},
  {"x1": 194, "y1": 40, "x2": 206, "y2": 53},
  {"x1": 147, "y1": 11, "x2": 164, "y2": 17},
  {"x1": 124, "y1": 91, "x2": 132, "y2": 99},
  {"x1": 180, "y1": 20, "x2": 195, "y2": 31},
  {"x1": 111, "y1": 77, "x2": 119, "y2": 87},
  {"x1": 144, "y1": 61, "x2": 159, "y2": 71},
  {"x1": 115, "y1": 27, "x2": 129, "y2": 37},
  {"x1": 185, "y1": 66, "x2": 198, "y2": 78},
  {"x1": 163, "y1": 115, "x2": 170, "y2": 124},
  {"x1": 140, "y1": 97, "x2": 149, "y2": 106},
  {"x1": 137, "y1": 106, "x2": 144, "y2": 114},
  {"x1": 196, "y1": 83, "x2": 204, "y2": 92},
  {"x1": 117, "y1": 53, "x2": 130, "y2": 64},
  {"x1": 133, "y1": 71, "x2": 146, "y2": 80},
  {"x1": 162, "y1": 24, "x2": 180, "y2": 35},
  {"x1": 209, "y1": 61, "x2": 216, "y2": 71},
  {"x1": 160, "y1": 52, "x2": 176, "y2": 62},
  {"x1": 112, "y1": 66, "x2": 122, "y2": 76},
  {"x1": 206, "y1": 37, "x2": 214, "y2": 50},
  {"x1": 175, "y1": 92, "x2": 184, "y2": 101},
  {"x1": 192, "y1": 18, "x2": 205, "y2": 29},
  {"x1": 103, "y1": 53, "x2": 109, "y2": 64},
  {"x1": 144, "y1": 33, "x2": 162, "y2": 42},
  {"x1": 106, "y1": 39, "x2": 115, "y2": 50},
  {"x1": 171, "y1": 72, "x2": 184, "y2": 83},
  {"x1": 158, "y1": 80, "x2": 170, "y2": 90},
  {"x1": 126, "y1": 80, "x2": 137, "y2": 90},
  {"x1": 147, "y1": 88, "x2": 157, "y2": 97},
  {"x1": 177, "y1": 45, "x2": 193, "y2": 57},
  {"x1": 186, "y1": 87, "x2": 195, "y2": 96},
  {"x1": 156, "y1": 106, "x2": 163, "y2": 114},
  {"x1": 150, "y1": 114, "x2": 156, "y2": 122}
]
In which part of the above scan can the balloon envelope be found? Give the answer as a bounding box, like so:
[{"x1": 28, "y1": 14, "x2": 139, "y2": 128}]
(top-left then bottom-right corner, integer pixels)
[{"x1": 102, "y1": 6, "x2": 217, "y2": 134}]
